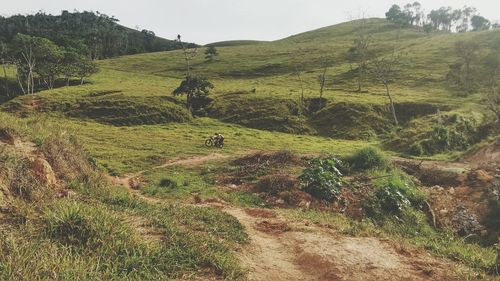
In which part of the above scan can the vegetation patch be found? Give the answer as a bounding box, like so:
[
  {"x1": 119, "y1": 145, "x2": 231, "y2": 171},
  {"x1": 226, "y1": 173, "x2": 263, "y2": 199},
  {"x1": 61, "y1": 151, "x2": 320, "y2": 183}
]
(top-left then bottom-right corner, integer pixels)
[
  {"x1": 62, "y1": 96, "x2": 191, "y2": 126},
  {"x1": 384, "y1": 112, "x2": 486, "y2": 156},
  {"x1": 311, "y1": 102, "x2": 392, "y2": 140},
  {"x1": 363, "y1": 172, "x2": 425, "y2": 218},
  {"x1": 208, "y1": 94, "x2": 315, "y2": 134},
  {"x1": 342, "y1": 146, "x2": 388, "y2": 173},
  {"x1": 299, "y1": 157, "x2": 344, "y2": 201},
  {"x1": 226, "y1": 150, "x2": 301, "y2": 182}
]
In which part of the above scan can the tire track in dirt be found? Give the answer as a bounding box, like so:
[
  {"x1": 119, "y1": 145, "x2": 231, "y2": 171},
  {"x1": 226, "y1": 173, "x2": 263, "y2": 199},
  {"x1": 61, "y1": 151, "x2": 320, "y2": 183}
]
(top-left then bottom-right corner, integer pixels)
[{"x1": 224, "y1": 207, "x2": 458, "y2": 281}]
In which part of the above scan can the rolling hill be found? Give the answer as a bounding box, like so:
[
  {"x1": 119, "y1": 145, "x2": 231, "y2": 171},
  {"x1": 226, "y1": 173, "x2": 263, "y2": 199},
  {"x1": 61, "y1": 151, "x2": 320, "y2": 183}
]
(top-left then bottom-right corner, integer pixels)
[
  {"x1": 5, "y1": 18, "x2": 498, "y2": 156},
  {"x1": 1, "y1": 17, "x2": 499, "y2": 280}
]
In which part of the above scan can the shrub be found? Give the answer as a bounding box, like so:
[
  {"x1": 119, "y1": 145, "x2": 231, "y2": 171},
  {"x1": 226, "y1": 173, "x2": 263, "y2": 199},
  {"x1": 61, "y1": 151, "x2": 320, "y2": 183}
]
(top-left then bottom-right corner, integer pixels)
[
  {"x1": 159, "y1": 178, "x2": 178, "y2": 188},
  {"x1": 299, "y1": 157, "x2": 343, "y2": 201},
  {"x1": 364, "y1": 172, "x2": 425, "y2": 218},
  {"x1": 485, "y1": 197, "x2": 500, "y2": 232},
  {"x1": 344, "y1": 146, "x2": 387, "y2": 172},
  {"x1": 255, "y1": 174, "x2": 298, "y2": 195}
]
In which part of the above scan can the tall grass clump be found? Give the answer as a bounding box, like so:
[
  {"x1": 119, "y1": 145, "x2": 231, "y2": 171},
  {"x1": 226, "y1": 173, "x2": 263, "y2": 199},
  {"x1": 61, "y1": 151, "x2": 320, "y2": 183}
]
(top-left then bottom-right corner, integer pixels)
[
  {"x1": 343, "y1": 146, "x2": 388, "y2": 173},
  {"x1": 45, "y1": 201, "x2": 134, "y2": 250}
]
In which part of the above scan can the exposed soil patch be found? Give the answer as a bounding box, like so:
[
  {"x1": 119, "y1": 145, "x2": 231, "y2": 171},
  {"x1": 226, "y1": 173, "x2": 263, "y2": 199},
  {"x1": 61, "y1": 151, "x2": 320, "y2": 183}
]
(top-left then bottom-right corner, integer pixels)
[
  {"x1": 254, "y1": 220, "x2": 290, "y2": 234},
  {"x1": 244, "y1": 208, "x2": 277, "y2": 218},
  {"x1": 393, "y1": 157, "x2": 469, "y2": 187},
  {"x1": 107, "y1": 153, "x2": 229, "y2": 189},
  {"x1": 462, "y1": 138, "x2": 500, "y2": 171},
  {"x1": 225, "y1": 207, "x2": 457, "y2": 281}
]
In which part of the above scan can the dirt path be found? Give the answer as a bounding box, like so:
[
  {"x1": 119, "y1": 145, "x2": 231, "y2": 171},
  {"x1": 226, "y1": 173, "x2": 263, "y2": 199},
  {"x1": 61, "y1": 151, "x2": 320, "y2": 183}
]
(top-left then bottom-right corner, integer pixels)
[
  {"x1": 223, "y1": 207, "x2": 457, "y2": 281},
  {"x1": 105, "y1": 152, "x2": 461, "y2": 281},
  {"x1": 107, "y1": 153, "x2": 228, "y2": 189}
]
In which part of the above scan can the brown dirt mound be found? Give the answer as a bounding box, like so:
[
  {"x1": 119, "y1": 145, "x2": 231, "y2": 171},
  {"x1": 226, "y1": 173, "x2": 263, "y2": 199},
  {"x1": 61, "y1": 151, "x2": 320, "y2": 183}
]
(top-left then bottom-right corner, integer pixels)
[
  {"x1": 225, "y1": 208, "x2": 457, "y2": 281},
  {"x1": 393, "y1": 157, "x2": 469, "y2": 187},
  {"x1": 233, "y1": 150, "x2": 301, "y2": 170},
  {"x1": 254, "y1": 220, "x2": 290, "y2": 234},
  {"x1": 244, "y1": 208, "x2": 277, "y2": 218},
  {"x1": 463, "y1": 138, "x2": 500, "y2": 170},
  {"x1": 254, "y1": 173, "x2": 299, "y2": 195}
]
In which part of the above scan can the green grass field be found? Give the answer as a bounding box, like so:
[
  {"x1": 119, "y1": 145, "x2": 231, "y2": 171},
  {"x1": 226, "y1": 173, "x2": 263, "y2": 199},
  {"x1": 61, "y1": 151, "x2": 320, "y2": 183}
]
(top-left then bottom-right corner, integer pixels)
[{"x1": 1, "y1": 18, "x2": 498, "y2": 168}]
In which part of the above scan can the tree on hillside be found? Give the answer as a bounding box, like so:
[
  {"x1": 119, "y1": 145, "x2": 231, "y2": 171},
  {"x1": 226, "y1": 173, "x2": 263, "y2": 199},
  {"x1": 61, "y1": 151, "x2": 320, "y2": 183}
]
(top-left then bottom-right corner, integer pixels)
[
  {"x1": 61, "y1": 49, "x2": 81, "y2": 86},
  {"x1": 75, "y1": 57, "x2": 99, "y2": 85},
  {"x1": 427, "y1": 7, "x2": 461, "y2": 32},
  {"x1": 176, "y1": 34, "x2": 198, "y2": 77},
  {"x1": 457, "y1": 6, "x2": 477, "y2": 32},
  {"x1": 10, "y1": 34, "x2": 39, "y2": 94},
  {"x1": 479, "y1": 53, "x2": 500, "y2": 122},
  {"x1": 370, "y1": 51, "x2": 403, "y2": 125},
  {"x1": 404, "y1": 2, "x2": 423, "y2": 26},
  {"x1": 173, "y1": 75, "x2": 213, "y2": 111},
  {"x1": 447, "y1": 40, "x2": 480, "y2": 95},
  {"x1": 471, "y1": 15, "x2": 491, "y2": 31},
  {"x1": 385, "y1": 4, "x2": 409, "y2": 39},
  {"x1": 0, "y1": 11, "x2": 195, "y2": 60},
  {"x1": 386, "y1": 2, "x2": 423, "y2": 28},
  {"x1": 294, "y1": 64, "x2": 305, "y2": 110},
  {"x1": 32, "y1": 41, "x2": 64, "y2": 89},
  {"x1": 346, "y1": 31, "x2": 372, "y2": 92},
  {"x1": 205, "y1": 46, "x2": 218, "y2": 62},
  {"x1": 9, "y1": 34, "x2": 100, "y2": 94}
]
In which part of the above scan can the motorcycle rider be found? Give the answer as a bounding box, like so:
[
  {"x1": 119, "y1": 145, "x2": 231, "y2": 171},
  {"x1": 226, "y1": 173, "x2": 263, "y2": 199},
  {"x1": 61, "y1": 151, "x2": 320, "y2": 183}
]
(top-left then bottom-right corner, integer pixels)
[{"x1": 214, "y1": 132, "x2": 224, "y2": 147}]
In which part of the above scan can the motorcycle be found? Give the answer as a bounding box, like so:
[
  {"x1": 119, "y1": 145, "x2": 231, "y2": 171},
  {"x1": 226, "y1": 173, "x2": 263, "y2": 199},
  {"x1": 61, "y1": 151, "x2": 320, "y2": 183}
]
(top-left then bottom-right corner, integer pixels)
[{"x1": 205, "y1": 136, "x2": 224, "y2": 148}]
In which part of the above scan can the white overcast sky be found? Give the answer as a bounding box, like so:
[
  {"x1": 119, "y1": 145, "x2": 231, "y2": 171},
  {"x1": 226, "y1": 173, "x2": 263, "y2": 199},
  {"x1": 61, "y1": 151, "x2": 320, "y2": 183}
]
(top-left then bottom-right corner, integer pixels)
[{"x1": 1, "y1": 0, "x2": 499, "y2": 44}]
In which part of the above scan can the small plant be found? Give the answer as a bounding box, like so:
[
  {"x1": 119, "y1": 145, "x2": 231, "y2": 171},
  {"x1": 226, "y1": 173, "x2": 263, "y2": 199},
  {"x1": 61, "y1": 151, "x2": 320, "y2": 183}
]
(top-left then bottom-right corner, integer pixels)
[
  {"x1": 159, "y1": 178, "x2": 178, "y2": 188},
  {"x1": 364, "y1": 172, "x2": 425, "y2": 218},
  {"x1": 485, "y1": 196, "x2": 500, "y2": 233},
  {"x1": 299, "y1": 157, "x2": 343, "y2": 201},
  {"x1": 45, "y1": 202, "x2": 95, "y2": 247},
  {"x1": 344, "y1": 146, "x2": 387, "y2": 172}
]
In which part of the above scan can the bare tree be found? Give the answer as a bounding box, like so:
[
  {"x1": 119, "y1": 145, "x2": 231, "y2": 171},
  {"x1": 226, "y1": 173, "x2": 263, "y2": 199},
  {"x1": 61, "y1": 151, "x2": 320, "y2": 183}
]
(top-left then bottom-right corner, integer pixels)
[
  {"x1": 0, "y1": 41, "x2": 9, "y2": 98},
  {"x1": 481, "y1": 53, "x2": 500, "y2": 122},
  {"x1": 449, "y1": 40, "x2": 479, "y2": 94},
  {"x1": 318, "y1": 56, "x2": 329, "y2": 100},
  {"x1": 347, "y1": 19, "x2": 372, "y2": 92},
  {"x1": 176, "y1": 34, "x2": 197, "y2": 78},
  {"x1": 17, "y1": 40, "x2": 35, "y2": 95},
  {"x1": 294, "y1": 65, "x2": 305, "y2": 109},
  {"x1": 371, "y1": 51, "x2": 403, "y2": 125}
]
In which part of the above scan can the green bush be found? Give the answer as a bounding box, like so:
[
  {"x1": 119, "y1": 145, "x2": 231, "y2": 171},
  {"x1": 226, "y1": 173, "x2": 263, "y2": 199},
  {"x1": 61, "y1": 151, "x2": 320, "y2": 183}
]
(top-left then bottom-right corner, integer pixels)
[
  {"x1": 159, "y1": 178, "x2": 178, "y2": 188},
  {"x1": 364, "y1": 172, "x2": 425, "y2": 218},
  {"x1": 485, "y1": 197, "x2": 500, "y2": 236},
  {"x1": 299, "y1": 157, "x2": 343, "y2": 201},
  {"x1": 344, "y1": 146, "x2": 387, "y2": 172}
]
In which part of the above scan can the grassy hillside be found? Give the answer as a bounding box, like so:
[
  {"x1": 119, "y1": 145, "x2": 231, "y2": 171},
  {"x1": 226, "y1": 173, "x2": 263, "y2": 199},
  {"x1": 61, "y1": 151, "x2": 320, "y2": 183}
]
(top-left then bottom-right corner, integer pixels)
[
  {"x1": 1, "y1": 18, "x2": 499, "y2": 165},
  {"x1": 205, "y1": 40, "x2": 267, "y2": 47},
  {"x1": 97, "y1": 19, "x2": 499, "y2": 150},
  {"x1": 1, "y1": 18, "x2": 499, "y2": 280}
]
